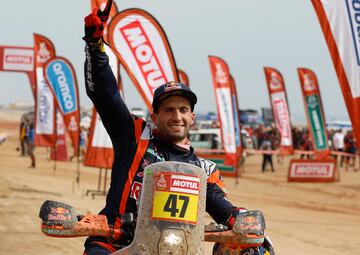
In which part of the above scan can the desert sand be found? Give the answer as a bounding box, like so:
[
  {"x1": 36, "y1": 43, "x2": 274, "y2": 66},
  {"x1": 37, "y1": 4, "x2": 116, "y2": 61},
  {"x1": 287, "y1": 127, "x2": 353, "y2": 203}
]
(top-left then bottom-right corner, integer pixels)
[{"x1": 0, "y1": 109, "x2": 359, "y2": 255}]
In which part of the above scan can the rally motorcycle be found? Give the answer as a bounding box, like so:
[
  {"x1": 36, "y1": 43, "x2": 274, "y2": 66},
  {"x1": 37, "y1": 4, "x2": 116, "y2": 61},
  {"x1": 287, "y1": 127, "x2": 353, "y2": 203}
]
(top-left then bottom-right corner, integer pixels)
[{"x1": 39, "y1": 162, "x2": 271, "y2": 254}]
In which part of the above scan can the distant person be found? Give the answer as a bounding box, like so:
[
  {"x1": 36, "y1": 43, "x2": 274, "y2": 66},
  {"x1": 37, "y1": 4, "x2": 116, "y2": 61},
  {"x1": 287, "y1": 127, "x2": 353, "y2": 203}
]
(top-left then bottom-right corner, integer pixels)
[
  {"x1": 300, "y1": 129, "x2": 313, "y2": 159},
  {"x1": 332, "y1": 129, "x2": 345, "y2": 167},
  {"x1": 27, "y1": 122, "x2": 36, "y2": 168},
  {"x1": 261, "y1": 133, "x2": 275, "y2": 172},
  {"x1": 344, "y1": 130, "x2": 357, "y2": 171},
  {"x1": 19, "y1": 117, "x2": 28, "y2": 156},
  {"x1": 79, "y1": 127, "x2": 88, "y2": 160}
]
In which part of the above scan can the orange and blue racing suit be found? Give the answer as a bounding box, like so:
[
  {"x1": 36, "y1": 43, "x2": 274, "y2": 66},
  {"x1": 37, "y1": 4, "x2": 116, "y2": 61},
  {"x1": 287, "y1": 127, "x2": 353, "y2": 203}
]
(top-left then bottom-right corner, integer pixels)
[{"x1": 83, "y1": 43, "x2": 235, "y2": 254}]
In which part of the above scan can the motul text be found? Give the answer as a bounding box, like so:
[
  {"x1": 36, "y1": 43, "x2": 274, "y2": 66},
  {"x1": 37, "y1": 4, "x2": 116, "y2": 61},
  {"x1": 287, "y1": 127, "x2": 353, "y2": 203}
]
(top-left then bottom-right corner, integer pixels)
[{"x1": 120, "y1": 20, "x2": 167, "y2": 93}]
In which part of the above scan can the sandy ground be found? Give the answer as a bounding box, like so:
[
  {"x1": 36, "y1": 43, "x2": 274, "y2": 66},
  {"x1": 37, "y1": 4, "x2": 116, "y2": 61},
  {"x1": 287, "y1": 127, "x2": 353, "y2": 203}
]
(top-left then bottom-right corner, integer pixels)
[{"x1": 0, "y1": 109, "x2": 359, "y2": 255}]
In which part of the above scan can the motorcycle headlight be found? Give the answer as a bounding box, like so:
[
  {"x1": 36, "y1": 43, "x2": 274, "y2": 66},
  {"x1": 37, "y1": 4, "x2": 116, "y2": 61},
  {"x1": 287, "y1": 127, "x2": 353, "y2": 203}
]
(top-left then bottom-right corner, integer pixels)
[{"x1": 158, "y1": 229, "x2": 187, "y2": 255}]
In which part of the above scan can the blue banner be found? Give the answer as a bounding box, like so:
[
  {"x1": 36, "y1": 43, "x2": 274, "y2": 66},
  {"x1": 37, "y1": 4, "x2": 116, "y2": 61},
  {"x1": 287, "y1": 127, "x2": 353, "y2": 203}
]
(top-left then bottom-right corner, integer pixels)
[{"x1": 45, "y1": 58, "x2": 77, "y2": 115}]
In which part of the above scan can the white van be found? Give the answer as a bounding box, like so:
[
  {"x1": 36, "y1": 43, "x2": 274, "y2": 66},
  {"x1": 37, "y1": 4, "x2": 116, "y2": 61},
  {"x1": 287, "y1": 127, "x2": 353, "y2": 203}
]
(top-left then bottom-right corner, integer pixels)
[{"x1": 189, "y1": 128, "x2": 254, "y2": 150}]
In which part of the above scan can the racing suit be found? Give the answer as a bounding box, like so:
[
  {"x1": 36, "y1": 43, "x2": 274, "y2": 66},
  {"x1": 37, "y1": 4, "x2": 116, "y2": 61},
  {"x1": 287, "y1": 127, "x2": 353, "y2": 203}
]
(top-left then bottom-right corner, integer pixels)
[{"x1": 83, "y1": 43, "x2": 235, "y2": 253}]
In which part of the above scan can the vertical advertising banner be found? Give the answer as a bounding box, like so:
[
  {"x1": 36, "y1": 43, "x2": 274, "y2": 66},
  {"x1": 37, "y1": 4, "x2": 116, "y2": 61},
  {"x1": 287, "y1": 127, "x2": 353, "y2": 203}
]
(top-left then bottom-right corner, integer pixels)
[
  {"x1": 108, "y1": 8, "x2": 179, "y2": 111},
  {"x1": 208, "y1": 56, "x2": 237, "y2": 166},
  {"x1": 0, "y1": 46, "x2": 36, "y2": 97},
  {"x1": 44, "y1": 57, "x2": 80, "y2": 154},
  {"x1": 312, "y1": 0, "x2": 360, "y2": 152},
  {"x1": 33, "y1": 34, "x2": 56, "y2": 147},
  {"x1": 178, "y1": 69, "x2": 189, "y2": 87},
  {"x1": 264, "y1": 67, "x2": 294, "y2": 155},
  {"x1": 297, "y1": 68, "x2": 330, "y2": 159}
]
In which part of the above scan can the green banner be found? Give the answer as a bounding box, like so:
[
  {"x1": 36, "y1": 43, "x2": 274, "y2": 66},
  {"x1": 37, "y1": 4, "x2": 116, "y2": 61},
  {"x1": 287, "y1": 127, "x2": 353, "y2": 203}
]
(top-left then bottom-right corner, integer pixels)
[{"x1": 306, "y1": 95, "x2": 328, "y2": 150}]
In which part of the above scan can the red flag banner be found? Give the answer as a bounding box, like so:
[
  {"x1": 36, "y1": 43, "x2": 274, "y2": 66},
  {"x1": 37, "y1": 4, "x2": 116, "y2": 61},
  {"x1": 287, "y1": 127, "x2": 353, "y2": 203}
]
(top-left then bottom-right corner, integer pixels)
[
  {"x1": 297, "y1": 68, "x2": 330, "y2": 159},
  {"x1": 33, "y1": 34, "x2": 56, "y2": 147},
  {"x1": 44, "y1": 56, "x2": 80, "y2": 154},
  {"x1": 312, "y1": 0, "x2": 360, "y2": 152},
  {"x1": 178, "y1": 69, "x2": 189, "y2": 87},
  {"x1": 208, "y1": 56, "x2": 237, "y2": 166},
  {"x1": 264, "y1": 67, "x2": 294, "y2": 155},
  {"x1": 84, "y1": 108, "x2": 114, "y2": 168},
  {"x1": 0, "y1": 46, "x2": 35, "y2": 97},
  {"x1": 108, "y1": 9, "x2": 179, "y2": 111}
]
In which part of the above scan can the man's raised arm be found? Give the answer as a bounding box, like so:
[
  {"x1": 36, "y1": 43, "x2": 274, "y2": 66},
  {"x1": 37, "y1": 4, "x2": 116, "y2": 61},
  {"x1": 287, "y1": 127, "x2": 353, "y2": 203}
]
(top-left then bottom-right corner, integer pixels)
[{"x1": 83, "y1": 9, "x2": 134, "y2": 151}]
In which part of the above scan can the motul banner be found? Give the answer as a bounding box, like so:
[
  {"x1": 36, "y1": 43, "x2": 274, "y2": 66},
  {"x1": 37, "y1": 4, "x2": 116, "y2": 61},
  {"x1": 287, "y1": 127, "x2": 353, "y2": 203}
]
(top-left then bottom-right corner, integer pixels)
[
  {"x1": 297, "y1": 68, "x2": 330, "y2": 159},
  {"x1": 312, "y1": 0, "x2": 360, "y2": 152},
  {"x1": 50, "y1": 110, "x2": 68, "y2": 162},
  {"x1": 230, "y1": 75, "x2": 242, "y2": 160},
  {"x1": 288, "y1": 159, "x2": 338, "y2": 182},
  {"x1": 0, "y1": 46, "x2": 35, "y2": 96},
  {"x1": 84, "y1": 108, "x2": 114, "y2": 168},
  {"x1": 44, "y1": 56, "x2": 80, "y2": 154},
  {"x1": 33, "y1": 34, "x2": 56, "y2": 147},
  {"x1": 178, "y1": 69, "x2": 189, "y2": 87},
  {"x1": 264, "y1": 67, "x2": 294, "y2": 155},
  {"x1": 108, "y1": 9, "x2": 179, "y2": 111},
  {"x1": 208, "y1": 56, "x2": 237, "y2": 166}
]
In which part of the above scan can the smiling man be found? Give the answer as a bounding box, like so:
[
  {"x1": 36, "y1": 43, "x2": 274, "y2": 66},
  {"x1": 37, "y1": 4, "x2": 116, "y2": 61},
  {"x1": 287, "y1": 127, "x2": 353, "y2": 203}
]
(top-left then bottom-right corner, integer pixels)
[{"x1": 83, "y1": 9, "x2": 273, "y2": 255}]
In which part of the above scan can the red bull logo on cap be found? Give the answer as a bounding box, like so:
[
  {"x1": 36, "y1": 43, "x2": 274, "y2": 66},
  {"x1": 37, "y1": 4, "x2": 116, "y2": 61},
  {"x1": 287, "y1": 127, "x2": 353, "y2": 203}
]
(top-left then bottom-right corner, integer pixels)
[{"x1": 164, "y1": 81, "x2": 182, "y2": 91}]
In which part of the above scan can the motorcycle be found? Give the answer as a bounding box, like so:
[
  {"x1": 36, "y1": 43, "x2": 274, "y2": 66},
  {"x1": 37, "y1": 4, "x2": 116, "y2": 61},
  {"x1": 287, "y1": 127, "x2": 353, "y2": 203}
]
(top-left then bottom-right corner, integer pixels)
[{"x1": 39, "y1": 162, "x2": 267, "y2": 254}]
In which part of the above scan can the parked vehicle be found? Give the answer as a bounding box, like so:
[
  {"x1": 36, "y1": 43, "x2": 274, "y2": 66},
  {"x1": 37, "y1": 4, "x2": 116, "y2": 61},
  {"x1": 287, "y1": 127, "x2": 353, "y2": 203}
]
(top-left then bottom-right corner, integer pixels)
[{"x1": 189, "y1": 128, "x2": 254, "y2": 150}]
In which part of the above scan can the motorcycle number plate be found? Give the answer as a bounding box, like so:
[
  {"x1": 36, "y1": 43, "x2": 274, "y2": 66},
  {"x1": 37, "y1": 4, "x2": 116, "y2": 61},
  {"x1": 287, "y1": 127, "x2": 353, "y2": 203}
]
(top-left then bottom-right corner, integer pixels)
[{"x1": 151, "y1": 173, "x2": 200, "y2": 224}]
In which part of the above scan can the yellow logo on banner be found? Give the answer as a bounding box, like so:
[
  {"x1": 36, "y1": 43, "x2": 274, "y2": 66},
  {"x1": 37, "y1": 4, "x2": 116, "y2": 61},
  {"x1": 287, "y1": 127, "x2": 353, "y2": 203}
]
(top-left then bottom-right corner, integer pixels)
[{"x1": 152, "y1": 191, "x2": 198, "y2": 224}]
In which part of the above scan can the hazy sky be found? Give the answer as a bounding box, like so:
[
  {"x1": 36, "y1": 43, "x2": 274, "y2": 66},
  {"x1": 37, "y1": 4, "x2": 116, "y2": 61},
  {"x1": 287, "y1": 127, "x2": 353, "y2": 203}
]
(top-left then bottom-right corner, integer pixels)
[{"x1": 0, "y1": 0, "x2": 349, "y2": 123}]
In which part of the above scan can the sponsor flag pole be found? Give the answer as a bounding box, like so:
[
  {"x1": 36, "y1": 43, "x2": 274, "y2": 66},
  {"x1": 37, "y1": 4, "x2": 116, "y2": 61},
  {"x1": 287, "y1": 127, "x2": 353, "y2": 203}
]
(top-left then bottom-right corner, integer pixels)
[
  {"x1": 297, "y1": 68, "x2": 330, "y2": 160},
  {"x1": 208, "y1": 56, "x2": 238, "y2": 172},
  {"x1": 311, "y1": 0, "x2": 360, "y2": 153},
  {"x1": 263, "y1": 67, "x2": 294, "y2": 156},
  {"x1": 33, "y1": 34, "x2": 57, "y2": 148},
  {"x1": 44, "y1": 56, "x2": 81, "y2": 184}
]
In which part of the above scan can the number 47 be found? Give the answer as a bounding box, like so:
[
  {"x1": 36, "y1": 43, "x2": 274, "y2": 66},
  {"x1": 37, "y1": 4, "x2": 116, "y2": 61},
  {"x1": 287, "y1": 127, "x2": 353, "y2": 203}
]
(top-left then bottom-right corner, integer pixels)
[{"x1": 163, "y1": 194, "x2": 189, "y2": 218}]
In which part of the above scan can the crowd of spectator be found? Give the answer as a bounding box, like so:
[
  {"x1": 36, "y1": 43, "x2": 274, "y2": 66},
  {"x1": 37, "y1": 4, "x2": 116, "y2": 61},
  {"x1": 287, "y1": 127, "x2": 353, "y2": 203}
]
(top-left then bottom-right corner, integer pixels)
[{"x1": 242, "y1": 123, "x2": 358, "y2": 171}]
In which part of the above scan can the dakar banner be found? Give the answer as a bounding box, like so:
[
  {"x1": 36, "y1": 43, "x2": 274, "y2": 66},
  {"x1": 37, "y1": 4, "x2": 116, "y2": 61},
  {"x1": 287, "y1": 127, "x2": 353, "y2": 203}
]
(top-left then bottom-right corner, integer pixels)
[
  {"x1": 178, "y1": 69, "x2": 189, "y2": 87},
  {"x1": 208, "y1": 56, "x2": 237, "y2": 166},
  {"x1": 85, "y1": 0, "x2": 119, "y2": 168},
  {"x1": 297, "y1": 68, "x2": 330, "y2": 159},
  {"x1": 264, "y1": 67, "x2": 294, "y2": 155},
  {"x1": 33, "y1": 33, "x2": 56, "y2": 147},
  {"x1": 312, "y1": 0, "x2": 360, "y2": 152},
  {"x1": 44, "y1": 56, "x2": 80, "y2": 154},
  {"x1": 108, "y1": 8, "x2": 179, "y2": 111},
  {"x1": 0, "y1": 46, "x2": 36, "y2": 97}
]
